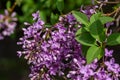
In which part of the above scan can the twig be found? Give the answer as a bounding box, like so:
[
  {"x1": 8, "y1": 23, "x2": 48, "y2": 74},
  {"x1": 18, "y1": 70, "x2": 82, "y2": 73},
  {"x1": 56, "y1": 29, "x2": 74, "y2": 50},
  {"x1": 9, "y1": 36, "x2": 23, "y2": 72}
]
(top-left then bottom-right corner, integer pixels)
[
  {"x1": 8, "y1": 2, "x2": 17, "y2": 13},
  {"x1": 103, "y1": 7, "x2": 120, "y2": 16},
  {"x1": 96, "y1": 0, "x2": 120, "y2": 4}
]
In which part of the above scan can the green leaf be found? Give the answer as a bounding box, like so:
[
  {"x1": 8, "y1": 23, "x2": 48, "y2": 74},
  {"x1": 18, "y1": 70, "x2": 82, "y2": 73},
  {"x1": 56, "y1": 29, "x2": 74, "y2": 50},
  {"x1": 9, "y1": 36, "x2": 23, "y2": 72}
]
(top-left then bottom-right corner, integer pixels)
[
  {"x1": 76, "y1": 0, "x2": 84, "y2": 5},
  {"x1": 90, "y1": 13, "x2": 114, "y2": 25},
  {"x1": 56, "y1": 0, "x2": 64, "y2": 13},
  {"x1": 99, "y1": 16, "x2": 114, "y2": 24},
  {"x1": 72, "y1": 11, "x2": 89, "y2": 25},
  {"x1": 6, "y1": 1, "x2": 11, "y2": 10},
  {"x1": 40, "y1": 10, "x2": 47, "y2": 22},
  {"x1": 83, "y1": 0, "x2": 93, "y2": 5},
  {"x1": 89, "y1": 20, "x2": 105, "y2": 42},
  {"x1": 10, "y1": 33, "x2": 16, "y2": 39},
  {"x1": 45, "y1": 0, "x2": 52, "y2": 8},
  {"x1": 90, "y1": 13, "x2": 101, "y2": 23},
  {"x1": 107, "y1": 33, "x2": 120, "y2": 46},
  {"x1": 50, "y1": 13, "x2": 59, "y2": 24},
  {"x1": 75, "y1": 28, "x2": 96, "y2": 46},
  {"x1": 86, "y1": 45, "x2": 104, "y2": 64},
  {"x1": 16, "y1": 0, "x2": 23, "y2": 6},
  {"x1": 81, "y1": 45, "x2": 89, "y2": 57},
  {"x1": 75, "y1": 27, "x2": 86, "y2": 36}
]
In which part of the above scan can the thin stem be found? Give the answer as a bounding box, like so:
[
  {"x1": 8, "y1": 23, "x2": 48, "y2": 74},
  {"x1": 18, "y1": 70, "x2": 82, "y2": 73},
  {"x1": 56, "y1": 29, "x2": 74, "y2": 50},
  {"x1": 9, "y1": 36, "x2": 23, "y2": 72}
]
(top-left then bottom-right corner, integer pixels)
[
  {"x1": 63, "y1": 76, "x2": 67, "y2": 80},
  {"x1": 103, "y1": 7, "x2": 120, "y2": 16},
  {"x1": 90, "y1": 76, "x2": 94, "y2": 80},
  {"x1": 8, "y1": 2, "x2": 17, "y2": 13},
  {"x1": 96, "y1": 0, "x2": 120, "y2": 4}
]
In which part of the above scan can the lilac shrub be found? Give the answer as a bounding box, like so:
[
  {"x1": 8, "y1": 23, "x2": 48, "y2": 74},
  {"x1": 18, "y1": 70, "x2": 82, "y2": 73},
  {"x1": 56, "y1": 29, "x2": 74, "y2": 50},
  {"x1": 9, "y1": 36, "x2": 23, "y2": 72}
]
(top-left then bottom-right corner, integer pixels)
[
  {"x1": 17, "y1": 7, "x2": 120, "y2": 80},
  {"x1": 0, "y1": 9, "x2": 17, "y2": 40}
]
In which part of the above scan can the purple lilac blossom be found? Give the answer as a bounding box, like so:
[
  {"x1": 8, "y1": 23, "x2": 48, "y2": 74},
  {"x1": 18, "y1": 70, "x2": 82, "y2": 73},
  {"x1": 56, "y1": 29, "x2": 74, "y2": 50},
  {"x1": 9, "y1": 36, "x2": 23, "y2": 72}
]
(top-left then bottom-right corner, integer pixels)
[
  {"x1": 68, "y1": 49, "x2": 120, "y2": 80},
  {"x1": 18, "y1": 8, "x2": 120, "y2": 80},
  {"x1": 0, "y1": 9, "x2": 17, "y2": 40},
  {"x1": 80, "y1": 5, "x2": 98, "y2": 18},
  {"x1": 106, "y1": 22, "x2": 114, "y2": 27}
]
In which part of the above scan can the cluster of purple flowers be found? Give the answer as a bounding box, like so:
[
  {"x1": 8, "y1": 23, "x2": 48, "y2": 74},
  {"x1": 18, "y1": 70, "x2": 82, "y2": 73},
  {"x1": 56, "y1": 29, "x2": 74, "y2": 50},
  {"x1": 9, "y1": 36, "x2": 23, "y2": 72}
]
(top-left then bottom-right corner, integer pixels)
[
  {"x1": 17, "y1": 11, "x2": 81, "y2": 79},
  {"x1": 68, "y1": 49, "x2": 120, "y2": 80},
  {"x1": 0, "y1": 10, "x2": 17, "y2": 40},
  {"x1": 17, "y1": 7, "x2": 120, "y2": 80}
]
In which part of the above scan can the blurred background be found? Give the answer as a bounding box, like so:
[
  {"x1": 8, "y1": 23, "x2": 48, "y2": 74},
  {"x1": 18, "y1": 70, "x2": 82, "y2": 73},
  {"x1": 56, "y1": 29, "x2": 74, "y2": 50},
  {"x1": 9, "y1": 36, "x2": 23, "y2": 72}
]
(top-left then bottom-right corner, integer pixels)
[{"x1": 0, "y1": 0, "x2": 120, "y2": 80}]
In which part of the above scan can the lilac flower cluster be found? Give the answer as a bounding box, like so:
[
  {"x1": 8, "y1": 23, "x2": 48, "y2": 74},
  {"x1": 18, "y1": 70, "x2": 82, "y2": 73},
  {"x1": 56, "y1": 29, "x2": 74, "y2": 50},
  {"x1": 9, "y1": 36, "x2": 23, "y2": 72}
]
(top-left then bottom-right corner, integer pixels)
[
  {"x1": 68, "y1": 49, "x2": 120, "y2": 80},
  {"x1": 0, "y1": 10, "x2": 17, "y2": 40},
  {"x1": 17, "y1": 11, "x2": 82, "y2": 79},
  {"x1": 18, "y1": 9, "x2": 120, "y2": 80}
]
